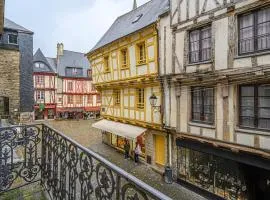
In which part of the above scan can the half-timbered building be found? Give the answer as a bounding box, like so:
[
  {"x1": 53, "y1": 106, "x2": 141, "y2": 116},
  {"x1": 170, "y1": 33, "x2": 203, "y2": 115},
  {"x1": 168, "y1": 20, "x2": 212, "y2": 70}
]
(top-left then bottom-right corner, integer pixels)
[
  {"x1": 88, "y1": 0, "x2": 170, "y2": 171},
  {"x1": 33, "y1": 49, "x2": 57, "y2": 120},
  {"x1": 159, "y1": 0, "x2": 270, "y2": 199},
  {"x1": 56, "y1": 43, "x2": 100, "y2": 119}
]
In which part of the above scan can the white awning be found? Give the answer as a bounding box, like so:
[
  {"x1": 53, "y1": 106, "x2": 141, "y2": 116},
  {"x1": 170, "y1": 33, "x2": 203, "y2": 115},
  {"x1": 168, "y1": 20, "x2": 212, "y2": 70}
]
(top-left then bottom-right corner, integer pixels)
[{"x1": 92, "y1": 119, "x2": 147, "y2": 140}]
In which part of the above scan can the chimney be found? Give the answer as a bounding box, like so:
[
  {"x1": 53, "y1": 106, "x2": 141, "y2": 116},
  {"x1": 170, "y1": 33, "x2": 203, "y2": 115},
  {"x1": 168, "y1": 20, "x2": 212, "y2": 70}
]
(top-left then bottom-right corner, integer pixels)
[
  {"x1": 133, "y1": 0, "x2": 137, "y2": 10},
  {"x1": 57, "y1": 43, "x2": 64, "y2": 59}
]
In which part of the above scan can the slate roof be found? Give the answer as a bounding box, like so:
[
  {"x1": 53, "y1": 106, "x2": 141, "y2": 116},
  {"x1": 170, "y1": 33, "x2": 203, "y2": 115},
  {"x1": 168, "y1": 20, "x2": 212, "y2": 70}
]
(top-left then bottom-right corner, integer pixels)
[
  {"x1": 33, "y1": 49, "x2": 55, "y2": 73},
  {"x1": 89, "y1": 0, "x2": 169, "y2": 53},
  {"x1": 46, "y1": 57, "x2": 57, "y2": 73},
  {"x1": 4, "y1": 18, "x2": 33, "y2": 34},
  {"x1": 58, "y1": 50, "x2": 90, "y2": 78}
]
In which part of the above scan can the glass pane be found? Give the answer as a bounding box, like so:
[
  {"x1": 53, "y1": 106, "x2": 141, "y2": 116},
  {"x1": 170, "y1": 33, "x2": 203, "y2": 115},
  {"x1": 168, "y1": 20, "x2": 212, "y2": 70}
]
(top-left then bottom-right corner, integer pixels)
[
  {"x1": 239, "y1": 14, "x2": 254, "y2": 53},
  {"x1": 258, "y1": 108, "x2": 270, "y2": 118},
  {"x1": 240, "y1": 117, "x2": 255, "y2": 128},
  {"x1": 241, "y1": 97, "x2": 254, "y2": 107},
  {"x1": 259, "y1": 85, "x2": 270, "y2": 96},
  {"x1": 259, "y1": 97, "x2": 270, "y2": 107},
  {"x1": 240, "y1": 106, "x2": 254, "y2": 116},
  {"x1": 258, "y1": 7, "x2": 270, "y2": 24},
  {"x1": 241, "y1": 86, "x2": 254, "y2": 96},
  {"x1": 258, "y1": 119, "x2": 270, "y2": 130}
]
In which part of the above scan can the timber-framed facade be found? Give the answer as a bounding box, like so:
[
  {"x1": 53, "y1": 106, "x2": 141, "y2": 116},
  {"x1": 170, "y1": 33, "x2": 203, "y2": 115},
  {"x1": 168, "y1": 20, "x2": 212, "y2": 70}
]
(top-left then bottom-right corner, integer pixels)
[
  {"x1": 88, "y1": 0, "x2": 170, "y2": 170},
  {"x1": 160, "y1": 0, "x2": 270, "y2": 199}
]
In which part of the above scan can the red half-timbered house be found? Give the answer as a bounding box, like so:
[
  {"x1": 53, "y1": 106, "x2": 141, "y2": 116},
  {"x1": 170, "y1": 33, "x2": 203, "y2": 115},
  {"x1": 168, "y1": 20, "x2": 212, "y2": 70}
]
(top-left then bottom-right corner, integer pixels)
[
  {"x1": 33, "y1": 49, "x2": 57, "y2": 120},
  {"x1": 56, "y1": 43, "x2": 100, "y2": 119}
]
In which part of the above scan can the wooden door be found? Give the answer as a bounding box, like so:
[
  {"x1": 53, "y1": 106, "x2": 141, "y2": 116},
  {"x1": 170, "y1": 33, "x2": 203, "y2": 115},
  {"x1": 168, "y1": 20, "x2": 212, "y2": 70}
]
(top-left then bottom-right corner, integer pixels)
[{"x1": 155, "y1": 135, "x2": 165, "y2": 166}]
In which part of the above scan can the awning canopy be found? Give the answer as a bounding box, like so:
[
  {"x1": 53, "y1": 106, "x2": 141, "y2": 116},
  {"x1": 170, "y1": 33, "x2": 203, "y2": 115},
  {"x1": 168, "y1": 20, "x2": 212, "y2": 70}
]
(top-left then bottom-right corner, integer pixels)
[{"x1": 92, "y1": 119, "x2": 147, "y2": 140}]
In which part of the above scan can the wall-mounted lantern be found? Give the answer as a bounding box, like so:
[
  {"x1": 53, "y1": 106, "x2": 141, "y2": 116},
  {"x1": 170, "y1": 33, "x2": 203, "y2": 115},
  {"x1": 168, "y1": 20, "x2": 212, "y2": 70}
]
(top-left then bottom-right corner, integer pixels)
[{"x1": 149, "y1": 94, "x2": 161, "y2": 112}]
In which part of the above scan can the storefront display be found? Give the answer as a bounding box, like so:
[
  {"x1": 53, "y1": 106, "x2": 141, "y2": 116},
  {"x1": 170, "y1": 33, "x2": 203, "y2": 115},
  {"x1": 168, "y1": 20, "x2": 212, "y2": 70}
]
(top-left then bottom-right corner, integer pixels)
[{"x1": 177, "y1": 147, "x2": 248, "y2": 200}]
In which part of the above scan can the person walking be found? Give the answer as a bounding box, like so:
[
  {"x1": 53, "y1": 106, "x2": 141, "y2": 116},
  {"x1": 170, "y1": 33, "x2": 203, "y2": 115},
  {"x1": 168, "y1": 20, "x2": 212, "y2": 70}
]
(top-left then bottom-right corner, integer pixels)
[
  {"x1": 134, "y1": 142, "x2": 141, "y2": 164},
  {"x1": 124, "y1": 139, "x2": 130, "y2": 159}
]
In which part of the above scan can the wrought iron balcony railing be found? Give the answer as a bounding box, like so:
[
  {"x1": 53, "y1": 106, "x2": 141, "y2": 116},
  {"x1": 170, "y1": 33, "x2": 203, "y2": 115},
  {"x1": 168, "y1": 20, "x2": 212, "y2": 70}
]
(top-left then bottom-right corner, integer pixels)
[{"x1": 0, "y1": 124, "x2": 172, "y2": 200}]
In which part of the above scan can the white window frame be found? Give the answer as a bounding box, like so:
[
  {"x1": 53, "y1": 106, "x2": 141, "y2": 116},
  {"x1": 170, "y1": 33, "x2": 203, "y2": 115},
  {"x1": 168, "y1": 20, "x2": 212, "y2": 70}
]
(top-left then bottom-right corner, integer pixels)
[{"x1": 8, "y1": 34, "x2": 18, "y2": 45}]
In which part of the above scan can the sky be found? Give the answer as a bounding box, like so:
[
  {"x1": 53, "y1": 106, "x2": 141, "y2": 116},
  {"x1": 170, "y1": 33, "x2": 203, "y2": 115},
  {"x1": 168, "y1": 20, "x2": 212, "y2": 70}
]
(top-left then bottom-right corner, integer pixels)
[{"x1": 5, "y1": 0, "x2": 150, "y2": 57}]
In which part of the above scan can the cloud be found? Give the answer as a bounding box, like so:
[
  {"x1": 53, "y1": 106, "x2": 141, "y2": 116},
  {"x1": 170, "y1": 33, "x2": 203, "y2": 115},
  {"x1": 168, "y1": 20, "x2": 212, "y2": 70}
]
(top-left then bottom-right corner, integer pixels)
[{"x1": 6, "y1": 0, "x2": 150, "y2": 57}]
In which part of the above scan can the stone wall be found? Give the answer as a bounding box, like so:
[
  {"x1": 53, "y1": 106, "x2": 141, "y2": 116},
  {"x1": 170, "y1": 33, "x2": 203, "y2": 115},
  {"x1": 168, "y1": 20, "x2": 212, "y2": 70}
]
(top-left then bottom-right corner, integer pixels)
[{"x1": 0, "y1": 48, "x2": 20, "y2": 116}]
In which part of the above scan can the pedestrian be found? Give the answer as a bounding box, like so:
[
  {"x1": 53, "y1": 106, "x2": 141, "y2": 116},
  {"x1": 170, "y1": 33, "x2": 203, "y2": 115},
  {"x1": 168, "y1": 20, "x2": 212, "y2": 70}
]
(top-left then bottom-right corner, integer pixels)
[
  {"x1": 134, "y1": 142, "x2": 141, "y2": 164},
  {"x1": 124, "y1": 139, "x2": 130, "y2": 159}
]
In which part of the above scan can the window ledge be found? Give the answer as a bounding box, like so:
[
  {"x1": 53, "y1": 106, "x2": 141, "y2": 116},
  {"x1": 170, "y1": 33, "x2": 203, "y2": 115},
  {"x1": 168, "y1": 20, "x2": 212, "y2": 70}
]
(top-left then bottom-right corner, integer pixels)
[
  {"x1": 235, "y1": 127, "x2": 270, "y2": 136},
  {"x1": 188, "y1": 122, "x2": 215, "y2": 129},
  {"x1": 186, "y1": 61, "x2": 212, "y2": 66},
  {"x1": 235, "y1": 51, "x2": 270, "y2": 60}
]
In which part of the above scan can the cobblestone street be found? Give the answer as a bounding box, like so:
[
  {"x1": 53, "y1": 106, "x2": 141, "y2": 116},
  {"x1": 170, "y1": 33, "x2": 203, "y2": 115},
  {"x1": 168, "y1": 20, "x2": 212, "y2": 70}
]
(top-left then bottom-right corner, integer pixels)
[{"x1": 47, "y1": 119, "x2": 206, "y2": 200}]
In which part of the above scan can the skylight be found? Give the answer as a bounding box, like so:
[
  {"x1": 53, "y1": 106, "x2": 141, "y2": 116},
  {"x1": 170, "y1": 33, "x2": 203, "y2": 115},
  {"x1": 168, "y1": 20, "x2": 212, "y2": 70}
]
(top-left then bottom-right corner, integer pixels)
[{"x1": 132, "y1": 14, "x2": 143, "y2": 24}]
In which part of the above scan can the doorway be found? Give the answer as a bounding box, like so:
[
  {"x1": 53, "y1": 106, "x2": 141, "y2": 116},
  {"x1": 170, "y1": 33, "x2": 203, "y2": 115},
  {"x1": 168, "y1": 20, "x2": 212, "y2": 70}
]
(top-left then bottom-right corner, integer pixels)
[
  {"x1": 155, "y1": 135, "x2": 165, "y2": 166},
  {"x1": 0, "y1": 97, "x2": 9, "y2": 115}
]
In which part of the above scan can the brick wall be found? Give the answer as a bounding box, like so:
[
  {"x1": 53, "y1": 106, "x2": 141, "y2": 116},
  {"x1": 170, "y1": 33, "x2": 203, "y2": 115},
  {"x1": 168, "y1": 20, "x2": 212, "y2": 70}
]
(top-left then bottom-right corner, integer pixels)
[{"x1": 0, "y1": 48, "x2": 20, "y2": 115}]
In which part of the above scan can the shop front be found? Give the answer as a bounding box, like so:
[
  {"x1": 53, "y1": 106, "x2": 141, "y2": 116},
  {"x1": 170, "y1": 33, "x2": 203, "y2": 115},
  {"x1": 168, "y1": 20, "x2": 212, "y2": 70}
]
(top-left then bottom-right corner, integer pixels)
[
  {"x1": 92, "y1": 119, "x2": 147, "y2": 158},
  {"x1": 35, "y1": 104, "x2": 56, "y2": 120},
  {"x1": 176, "y1": 138, "x2": 270, "y2": 200}
]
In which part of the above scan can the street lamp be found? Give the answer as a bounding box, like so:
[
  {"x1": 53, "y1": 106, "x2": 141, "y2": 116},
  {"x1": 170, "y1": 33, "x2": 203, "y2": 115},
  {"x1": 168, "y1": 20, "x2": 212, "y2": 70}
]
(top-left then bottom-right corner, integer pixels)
[{"x1": 149, "y1": 94, "x2": 161, "y2": 112}]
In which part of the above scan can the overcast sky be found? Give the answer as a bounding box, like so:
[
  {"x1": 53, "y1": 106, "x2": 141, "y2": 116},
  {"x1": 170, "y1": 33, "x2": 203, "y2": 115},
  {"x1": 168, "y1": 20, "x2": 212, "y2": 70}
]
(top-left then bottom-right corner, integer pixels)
[{"x1": 5, "y1": 0, "x2": 149, "y2": 57}]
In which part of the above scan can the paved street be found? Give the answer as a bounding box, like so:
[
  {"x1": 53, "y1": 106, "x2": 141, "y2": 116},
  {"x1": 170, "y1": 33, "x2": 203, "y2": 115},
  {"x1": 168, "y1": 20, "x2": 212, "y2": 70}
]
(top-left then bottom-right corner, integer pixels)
[{"x1": 47, "y1": 119, "x2": 206, "y2": 200}]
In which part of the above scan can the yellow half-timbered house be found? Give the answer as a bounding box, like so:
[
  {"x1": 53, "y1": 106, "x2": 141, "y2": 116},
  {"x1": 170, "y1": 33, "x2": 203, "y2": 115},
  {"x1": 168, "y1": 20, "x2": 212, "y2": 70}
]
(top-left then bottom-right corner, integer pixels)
[{"x1": 88, "y1": 0, "x2": 169, "y2": 170}]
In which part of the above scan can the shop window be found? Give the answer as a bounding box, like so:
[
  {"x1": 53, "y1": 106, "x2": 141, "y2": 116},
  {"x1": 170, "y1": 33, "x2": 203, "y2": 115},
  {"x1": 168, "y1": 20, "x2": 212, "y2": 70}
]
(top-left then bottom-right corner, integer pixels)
[
  {"x1": 239, "y1": 84, "x2": 270, "y2": 130},
  {"x1": 192, "y1": 87, "x2": 214, "y2": 124},
  {"x1": 120, "y1": 48, "x2": 129, "y2": 69},
  {"x1": 0, "y1": 97, "x2": 9, "y2": 115},
  {"x1": 177, "y1": 147, "x2": 248, "y2": 200},
  {"x1": 239, "y1": 7, "x2": 270, "y2": 55},
  {"x1": 113, "y1": 90, "x2": 121, "y2": 106},
  {"x1": 103, "y1": 56, "x2": 110, "y2": 73},
  {"x1": 136, "y1": 88, "x2": 145, "y2": 109},
  {"x1": 136, "y1": 42, "x2": 146, "y2": 65},
  {"x1": 189, "y1": 26, "x2": 211, "y2": 63}
]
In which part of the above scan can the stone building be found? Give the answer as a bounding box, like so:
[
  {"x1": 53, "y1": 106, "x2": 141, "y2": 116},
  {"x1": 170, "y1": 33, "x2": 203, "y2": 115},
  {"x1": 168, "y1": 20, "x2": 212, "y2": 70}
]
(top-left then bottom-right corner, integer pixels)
[
  {"x1": 159, "y1": 0, "x2": 270, "y2": 199},
  {"x1": 0, "y1": 6, "x2": 34, "y2": 122},
  {"x1": 33, "y1": 49, "x2": 57, "y2": 120},
  {"x1": 88, "y1": 0, "x2": 169, "y2": 171}
]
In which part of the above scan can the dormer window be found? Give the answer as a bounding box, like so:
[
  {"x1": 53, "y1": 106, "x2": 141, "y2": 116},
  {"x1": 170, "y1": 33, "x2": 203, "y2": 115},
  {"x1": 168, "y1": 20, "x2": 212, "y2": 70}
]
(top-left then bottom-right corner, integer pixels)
[
  {"x1": 65, "y1": 67, "x2": 83, "y2": 77},
  {"x1": 8, "y1": 34, "x2": 18, "y2": 45},
  {"x1": 35, "y1": 62, "x2": 45, "y2": 68},
  {"x1": 132, "y1": 14, "x2": 143, "y2": 24}
]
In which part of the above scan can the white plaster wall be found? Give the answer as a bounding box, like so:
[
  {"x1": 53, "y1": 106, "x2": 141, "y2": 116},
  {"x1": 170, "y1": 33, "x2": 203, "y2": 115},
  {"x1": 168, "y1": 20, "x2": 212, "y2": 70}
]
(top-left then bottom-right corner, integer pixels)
[
  {"x1": 179, "y1": 86, "x2": 189, "y2": 133},
  {"x1": 175, "y1": 32, "x2": 185, "y2": 74},
  {"x1": 214, "y1": 17, "x2": 229, "y2": 70},
  {"x1": 236, "y1": 133, "x2": 254, "y2": 147}
]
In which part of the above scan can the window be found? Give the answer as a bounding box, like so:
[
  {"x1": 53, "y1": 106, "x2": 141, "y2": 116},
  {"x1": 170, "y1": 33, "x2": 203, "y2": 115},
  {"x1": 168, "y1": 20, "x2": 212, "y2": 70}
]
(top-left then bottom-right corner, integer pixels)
[
  {"x1": 76, "y1": 96, "x2": 83, "y2": 104},
  {"x1": 0, "y1": 97, "x2": 9, "y2": 115},
  {"x1": 67, "y1": 82, "x2": 73, "y2": 91},
  {"x1": 192, "y1": 87, "x2": 214, "y2": 124},
  {"x1": 136, "y1": 42, "x2": 146, "y2": 65},
  {"x1": 239, "y1": 85, "x2": 270, "y2": 130},
  {"x1": 65, "y1": 67, "x2": 83, "y2": 77},
  {"x1": 104, "y1": 56, "x2": 110, "y2": 73},
  {"x1": 239, "y1": 7, "x2": 270, "y2": 54},
  {"x1": 97, "y1": 95, "x2": 101, "y2": 103},
  {"x1": 36, "y1": 75, "x2": 45, "y2": 85},
  {"x1": 88, "y1": 95, "x2": 93, "y2": 104},
  {"x1": 114, "y1": 90, "x2": 121, "y2": 106},
  {"x1": 8, "y1": 34, "x2": 18, "y2": 45},
  {"x1": 67, "y1": 96, "x2": 73, "y2": 104},
  {"x1": 189, "y1": 26, "x2": 211, "y2": 63},
  {"x1": 120, "y1": 49, "x2": 129, "y2": 69},
  {"x1": 136, "y1": 88, "x2": 145, "y2": 109},
  {"x1": 37, "y1": 91, "x2": 45, "y2": 100},
  {"x1": 88, "y1": 69, "x2": 92, "y2": 80},
  {"x1": 35, "y1": 62, "x2": 45, "y2": 68}
]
